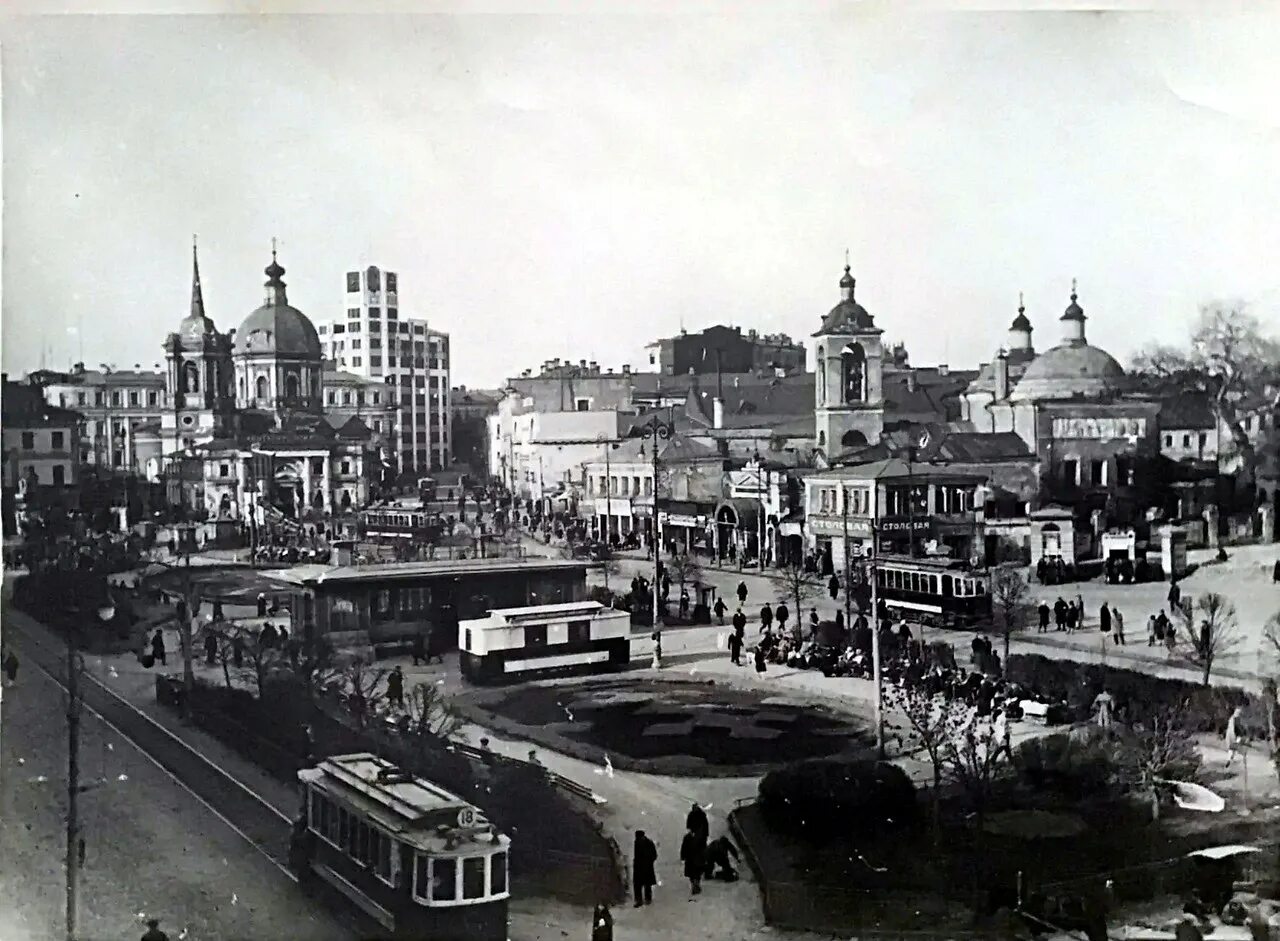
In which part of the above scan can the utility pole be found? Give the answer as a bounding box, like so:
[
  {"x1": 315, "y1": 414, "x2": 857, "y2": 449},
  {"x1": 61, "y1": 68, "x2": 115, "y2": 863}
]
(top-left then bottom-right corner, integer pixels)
[
  {"x1": 869, "y1": 503, "x2": 885, "y2": 759},
  {"x1": 639, "y1": 410, "x2": 673, "y2": 644},
  {"x1": 64, "y1": 621, "x2": 81, "y2": 941},
  {"x1": 842, "y1": 481, "x2": 853, "y2": 629}
]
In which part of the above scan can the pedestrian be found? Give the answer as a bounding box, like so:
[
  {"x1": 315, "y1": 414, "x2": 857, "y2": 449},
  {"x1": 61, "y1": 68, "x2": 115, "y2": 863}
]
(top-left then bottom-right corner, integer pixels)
[
  {"x1": 1165, "y1": 620, "x2": 1178, "y2": 658},
  {"x1": 1224, "y1": 705, "x2": 1245, "y2": 767},
  {"x1": 809, "y1": 608, "x2": 820, "y2": 636},
  {"x1": 732, "y1": 607, "x2": 746, "y2": 642},
  {"x1": 212, "y1": 598, "x2": 224, "y2": 621},
  {"x1": 203, "y1": 629, "x2": 219, "y2": 666},
  {"x1": 411, "y1": 631, "x2": 426, "y2": 666},
  {"x1": 686, "y1": 802, "x2": 709, "y2": 845},
  {"x1": 232, "y1": 632, "x2": 244, "y2": 668},
  {"x1": 1053, "y1": 597, "x2": 1066, "y2": 631},
  {"x1": 680, "y1": 827, "x2": 705, "y2": 895},
  {"x1": 1146, "y1": 613, "x2": 1158, "y2": 647},
  {"x1": 704, "y1": 835, "x2": 741, "y2": 881},
  {"x1": 278, "y1": 625, "x2": 289, "y2": 648},
  {"x1": 387, "y1": 666, "x2": 404, "y2": 708},
  {"x1": 759, "y1": 603, "x2": 773, "y2": 632},
  {"x1": 1075, "y1": 594, "x2": 1086, "y2": 631},
  {"x1": 140, "y1": 917, "x2": 170, "y2": 941},
  {"x1": 1112, "y1": 608, "x2": 1125, "y2": 646},
  {"x1": 679, "y1": 589, "x2": 690, "y2": 619},
  {"x1": 1099, "y1": 603, "x2": 1111, "y2": 637},
  {"x1": 1065, "y1": 601, "x2": 1078, "y2": 633},
  {"x1": 1093, "y1": 689, "x2": 1115, "y2": 730},
  {"x1": 632, "y1": 830, "x2": 658, "y2": 907},
  {"x1": 1038, "y1": 601, "x2": 1050, "y2": 633},
  {"x1": 835, "y1": 609, "x2": 845, "y2": 633},
  {"x1": 151, "y1": 629, "x2": 167, "y2": 666},
  {"x1": 713, "y1": 596, "x2": 727, "y2": 624},
  {"x1": 753, "y1": 644, "x2": 767, "y2": 674},
  {"x1": 723, "y1": 626, "x2": 742, "y2": 665},
  {"x1": 1168, "y1": 579, "x2": 1181, "y2": 612},
  {"x1": 828, "y1": 573, "x2": 840, "y2": 601},
  {"x1": 257, "y1": 592, "x2": 268, "y2": 617},
  {"x1": 591, "y1": 902, "x2": 614, "y2": 941},
  {"x1": 775, "y1": 602, "x2": 790, "y2": 635},
  {"x1": 737, "y1": 580, "x2": 748, "y2": 605},
  {"x1": 261, "y1": 622, "x2": 277, "y2": 649},
  {"x1": 2, "y1": 648, "x2": 18, "y2": 687}
]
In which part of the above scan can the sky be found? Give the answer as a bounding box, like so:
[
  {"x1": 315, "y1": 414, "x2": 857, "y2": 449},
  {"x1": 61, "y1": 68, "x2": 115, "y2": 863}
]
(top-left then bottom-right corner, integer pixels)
[{"x1": 3, "y1": 8, "x2": 1280, "y2": 389}]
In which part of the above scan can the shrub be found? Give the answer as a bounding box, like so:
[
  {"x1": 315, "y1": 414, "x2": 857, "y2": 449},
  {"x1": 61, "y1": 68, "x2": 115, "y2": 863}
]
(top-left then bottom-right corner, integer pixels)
[
  {"x1": 1004, "y1": 654, "x2": 1252, "y2": 733},
  {"x1": 1012, "y1": 732, "x2": 1116, "y2": 798},
  {"x1": 758, "y1": 758, "x2": 918, "y2": 842}
]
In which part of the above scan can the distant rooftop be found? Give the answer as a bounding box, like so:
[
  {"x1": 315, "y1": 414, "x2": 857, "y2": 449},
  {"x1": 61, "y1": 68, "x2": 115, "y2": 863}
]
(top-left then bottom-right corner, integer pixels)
[{"x1": 267, "y1": 556, "x2": 592, "y2": 586}]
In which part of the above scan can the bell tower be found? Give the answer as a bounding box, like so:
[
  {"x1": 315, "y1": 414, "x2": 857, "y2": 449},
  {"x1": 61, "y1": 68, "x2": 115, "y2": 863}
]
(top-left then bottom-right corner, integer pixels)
[{"x1": 811, "y1": 260, "x2": 884, "y2": 456}]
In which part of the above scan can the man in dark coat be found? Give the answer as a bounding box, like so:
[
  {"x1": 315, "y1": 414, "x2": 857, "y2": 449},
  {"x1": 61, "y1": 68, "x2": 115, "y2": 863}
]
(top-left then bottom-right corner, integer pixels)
[
  {"x1": 1100, "y1": 603, "x2": 1111, "y2": 636},
  {"x1": 704, "y1": 835, "x2": 741, "y2": 881},
  {"x1": 680, "y1": 827, "x2": 705, "y2": 894},
  {"x1": 686, "y1": 802, "x2": 709, "y2": 846},
  {"x1": 632, "y1": 830, "x2": 657, "y2": 906},
  {"x1": 736, "y1": 581, "x2": 748, "y2": 605},
  {"x1": 759, "y1": 603, "x2": 773, "y2": 631},
  {"x1": 151, "y1": 629, "x2": 167, "y2": 666},
  {"x1": 411, "y1": 631, "x2": 426, "y2": 666},
  {"x1": 731, "y1": 608, "x2": 747, "y2": 641},
  {"x1": 727, "y1": 630, "x2": 743, "y2": 666},
  {"x1": 1168, "y1": 580, "x2": 1181, "y2": 610},
  {"x1": 203, "y1": 629, "x2": 219, "y2": 666},
  {"x1": 828, "y1": 574, "x2": 840, "y2": 600},
  {"x1": 1053, "y1": 597, "x2": 1067, "y2": 631},
  {"x1": 1274, "y1": 560, "x2": 1280, "y2": 584},
  {"x1": 141, "y1": 918, "x2": 170, "y2": 941},
  {"x1": 775, "y1": 603, "x2": 790, "y2": 634},
  {"x1": 713, "y1": 596, "x2": 727, "y2": 624},
  {"x1": 386, "y1": 666, "x2": 404, "y2": 708}
]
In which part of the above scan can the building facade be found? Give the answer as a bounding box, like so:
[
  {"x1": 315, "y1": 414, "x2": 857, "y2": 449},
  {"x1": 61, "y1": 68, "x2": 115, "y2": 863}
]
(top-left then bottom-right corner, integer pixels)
[
  {"x1": 811, "y1": 265, "x2": 886, "y2": 455},
  {"x1": 33, "y1": 364, "x2": 167, "y2": 470},
  {"x1": 646, "y1": 324, "x2": 806, "y2": 377},
  {"x1": 2, "y1": 375, "x2": 83, "y2": 533},
  {"x1": 314, "y1": 265, "x2": 451, "y2": 475}
]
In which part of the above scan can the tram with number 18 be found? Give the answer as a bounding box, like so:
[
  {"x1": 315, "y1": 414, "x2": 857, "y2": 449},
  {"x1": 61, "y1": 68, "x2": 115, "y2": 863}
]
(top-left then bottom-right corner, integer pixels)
[
  {"x1": 868, "y1": 555, "x2": 991, "y2": 628},
  {"x1": 291, "y1": 752, "x2": 510, "y2": 941},
  {"x1": 458, "y1": 600, "x2": 632, "y2": 683}
]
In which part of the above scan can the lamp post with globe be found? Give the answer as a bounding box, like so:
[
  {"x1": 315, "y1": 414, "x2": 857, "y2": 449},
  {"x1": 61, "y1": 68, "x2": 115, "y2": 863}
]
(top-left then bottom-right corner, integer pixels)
[{"x1": 635, "y1": 409, "x2": 674, "y2": 665}]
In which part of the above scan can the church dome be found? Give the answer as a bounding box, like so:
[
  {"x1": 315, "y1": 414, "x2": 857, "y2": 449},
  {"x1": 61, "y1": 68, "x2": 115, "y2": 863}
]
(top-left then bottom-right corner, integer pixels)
[
  {"x1": 816, "y1": 264, "x2": 877, "y2": 335},
  {"x1": 232, "y1": 252, "x2": 322, "y2": 359},
  {"x1": 1009, "y1": 342, "x2": 1126, "y2": 401}
]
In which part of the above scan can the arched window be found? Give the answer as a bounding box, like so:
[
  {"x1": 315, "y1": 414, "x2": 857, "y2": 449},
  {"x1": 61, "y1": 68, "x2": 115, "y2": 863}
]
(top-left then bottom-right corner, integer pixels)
[
  {"x1": 817, "y1": 346, "x2": 826, "y2": 403},
  {"x1": 818, "y1": 431, "x2": 826, "y2": 448},
  {"x1": 841, "y1": 344, "x2": 866, "y2": 404},
  {"x1": 238, "y1": 376, "x2": 246, "y2": 399},
  {"x1": 286, "y1": 373, "x2": 299, "y2": 399},
  {"x1": 255, "y1": 375, "x2": 269, "y2": 401},
  {"x1": 183, "y1": 362, "x2": 200, "y2": 394}
]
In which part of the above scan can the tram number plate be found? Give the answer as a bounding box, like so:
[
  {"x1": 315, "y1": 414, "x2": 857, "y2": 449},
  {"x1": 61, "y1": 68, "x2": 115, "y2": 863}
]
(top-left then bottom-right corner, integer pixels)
[{"x1": 457, "y1": 808, "x2": 476, "y2": 828}]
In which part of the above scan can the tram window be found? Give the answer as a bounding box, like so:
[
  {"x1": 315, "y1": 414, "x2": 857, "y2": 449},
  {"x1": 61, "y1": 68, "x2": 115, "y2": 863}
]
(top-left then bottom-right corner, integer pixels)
[
  {"x1": 309, "y1": 790, "x2": 322, "y2": 830},
  {"x1": 374, "y1": 833, "x2": 393, "y2": 883},
  {"x1": 524, "y1": 624, "x2": 548, "y2": 647},
  {"x1": 338, "y1": 808, "x2": 351, "y2": 850},
  {"x1": 373, "y1": 589, "x2": 394, "y2": 622},
  {"x1": 432, "y1": 858, "x2": 458, "y2": 901},
  {"x1": 568, "y1": 619, "x2": 590, "y2": 644},
  {"x1": 929, "y1": 575, "x2": 938, "y2": 594},
  {"x1": 463, "y1": 857, "x2": 486, "y2": 899},
  {"x1": 910, "y1": 573, "x2": 920, "y2": 593},
  {"x1": 942, "y1": 575, "x2": 952, "y2": 596},
  {"x1": 490, "y1": 851, "x2": 507, "y2": 894},
  {"x1": 414, "y1": 856, "x2": 430, "y2": 901},
  {"x1": 464, "y1": 629, "x2": 473, "y2": 652}
]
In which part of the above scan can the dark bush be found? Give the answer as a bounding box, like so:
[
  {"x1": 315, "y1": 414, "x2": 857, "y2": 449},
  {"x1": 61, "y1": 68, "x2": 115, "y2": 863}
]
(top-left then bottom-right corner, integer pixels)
[
  {"x1": 1005, "y1": 654, "x2": 1252, "y2": 733},
  {"x1": 1012, "y1": 732, "x2": 1116, "y2": 798},
  {"x1": 758, "y1": 758, "x2": 918, "y2": 842}
]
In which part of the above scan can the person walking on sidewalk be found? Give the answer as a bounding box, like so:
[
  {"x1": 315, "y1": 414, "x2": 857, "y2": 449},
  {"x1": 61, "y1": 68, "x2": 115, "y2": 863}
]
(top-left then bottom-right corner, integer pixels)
[
  {"x1": 713, "y1": 596, "x2": 727, "y2": 624},
  {"x1": 1066, "y1": 601, "x2": 1079, "y2": 633},
  {"x1": 1099, "y1": 603, "x2": 1111, "y2": 638},
  {"x1": 1147, "y1": 613, "x2": 1158, "y2": 647},
  {"x1": 737, "y1": 581, "x2": 748, "y2": 606},
  {"x1": 1038, "y1": 601, "x2": 1050, "y2": 633},
  {"x1": 686, "y1": 802, "x2": 709, "y2": 846},
  {"x1": 632, "y1": 830, "x2": 657, "y2": 907},
  {"x1": 759, "y1": 603, "x2": 773, "y2": 632},
  {"x1": 680, "y1": 827, "x2": 705, "y2": 895},
  {"x1": 1075, "y1": 594, "x2": 1086, "y2": 631},
  {"x1": 151, "y1": 629, "x2": 167, "y2": 666},
  {"x1": 591, "y1": 903, "x2": 614, "y2": 941},
  {"x1": 828, "y1": 573, "x2": 840, "y2": 601},
  {"x1": 775, "y1": 603, "x2": 790, "y2": 637},
  {"x1": 727, "y1": 629, "x2": 743, "y2": 666},
  {"x1": 732, "y1": 607, "x2": 746, "y2": 642},
  {"x1": 386, "y1": 666, "x2": 404, "y2": 708},
  {"x1": 1112, "y1": 608, "x2": 1125, "y2": 646}
]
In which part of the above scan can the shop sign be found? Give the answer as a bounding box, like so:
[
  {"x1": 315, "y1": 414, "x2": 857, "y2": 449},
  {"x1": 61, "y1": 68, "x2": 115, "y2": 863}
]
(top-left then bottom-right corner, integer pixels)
[{"x1": 879, "y1": 518, "x2": 932, "y2": 533}]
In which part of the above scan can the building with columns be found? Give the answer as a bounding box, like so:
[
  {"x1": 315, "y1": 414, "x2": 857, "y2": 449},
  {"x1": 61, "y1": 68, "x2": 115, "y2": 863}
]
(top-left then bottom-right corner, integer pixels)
[
  {"x1": 136, "y1": 241, "x2": 383, "y2": 526},
  {"x1": 32, "y1": 364, "x2": 166, "y2": 470}
]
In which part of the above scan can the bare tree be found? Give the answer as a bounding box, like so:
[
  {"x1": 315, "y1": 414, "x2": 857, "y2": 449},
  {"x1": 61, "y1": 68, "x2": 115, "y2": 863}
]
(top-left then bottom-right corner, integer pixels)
[
  {"x1": 778, "y1": 559, "x2": 823, "y2": 638},
  {"x1": 1262, "y1": 611, "x2": 1280, "y2": 784},
  {"x1": 401, "y1": 681, "x2": 465, "y2": 744},
  {"x1": 1178, "y1": 592, "x2": 1242, "y2": 686},
  {"x1": 883, "y1": 683, "x2": 974, "y2": 840},
  {"x1": 1131, "y1": 304, "x2": 1280, "y2": 486},
  {"x1": 1108, "y1": 709, "x2": 1203, "y2": 821},
  {"x1": 340, "y1": 657, "x2": 389, "y2": 731},
  {"x1": 235, "y1": 624, "x2": 286, "y2": 701},
  {"x1": 665, "y1": 551, "x2": 703, "y2": 604},
  {"x1": 193, "y1": 620, "x2": 235, "y2": 690},
  {"x1": 942, "y1": 706, "x2": 1009, "y2": 841},
  {"x1": 989, "y1": 564, "x2": 1029, "y2": 666}
]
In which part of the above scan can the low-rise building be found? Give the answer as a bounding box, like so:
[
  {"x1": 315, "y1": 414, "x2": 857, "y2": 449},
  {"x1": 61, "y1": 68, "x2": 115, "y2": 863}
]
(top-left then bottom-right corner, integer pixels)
[
  {"x1": 2, "y1": 375, "x2": 84, "y2": 534},
  {"x1": 30, "y1": 363, "x2": 166, "y2": 471}
]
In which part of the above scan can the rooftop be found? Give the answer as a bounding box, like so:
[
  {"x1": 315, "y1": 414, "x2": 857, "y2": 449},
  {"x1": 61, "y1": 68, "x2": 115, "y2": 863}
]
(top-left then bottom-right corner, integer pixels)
[
  {"x1": 806, "y1": 456, "x2": 988, "y2": 483},
  {"x1": 266, "y1": 556, "x2": 592, "y2": 586}
]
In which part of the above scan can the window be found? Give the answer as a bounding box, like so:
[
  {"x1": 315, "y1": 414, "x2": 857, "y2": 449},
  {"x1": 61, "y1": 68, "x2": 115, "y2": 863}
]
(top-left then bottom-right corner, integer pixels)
[
  {"x1": 463, "y1": 857, "x2": 486, "y2": 900},
  {"x1": 78, "y1": 392, "x2": 87, "y2": 405},
  {"x1": 386, "y1": 273, "x2": 397, "y2": 293},
  {"x1": 387, "y1": 307, "x2": 398, "y2": 320},
  {"x1": 318, "y1": 324, "x2": 327, "y2": 334},
  {"x1": 432, "y1": 858, "x2": 457, "y2": 901},
  {"x1": 371, "y1": 391, "x2": 381, "y2": 405},
  {"x1": 370, "y1": 355, "x2": 382, "y2": 367},
  {"x1": 219, "y1": 464, "x2": 229, "y2": 477},
  {"x1": 21, "y1": 432, "x2": 34, "y2": 450},
  {"x1": 147, "y1": 391, "x2": 158, "y2": 406},
  {"x1": 332, "y1": 323, "x2": 346, "y2": 334},
  {"x1": 51, "y1": 431, "x2": 65, "y2": 450},
  {"x1": 129, "y1": 391, "x2": 139, "y2": 406},
  {"x1": 347, "y1": 272, "x2": 360, "y2": 292},
  {"x1": 373, "y1": 419, "x2": 382, "y2": 433},
  {"x1": 399, "y1": 323, "x2": 410, "y2": 334},
  {"x1": 349, "y1": 322, "x2": 362, "y2": 333},
  {"x1": 568, "y1": 620, "x2": 591, "y2": 644},
  {"x1": 1198, "y1": 433, "x2": 1207, "y2": 450},
  {"x1": 644, "y1": 478, "x2": 652, "y2": 496},
  {"x1": 352, "y1": 339, "x2": 362, "y2": 350},
  {"x1": 1061, "y1": 459, "x2": 1078, "y2": 486},
  {"x1": 369, "y1": 307, "x2": 381, "y2": 319},
  {"x1": 1164, "y1": 434, "x2": 1173, "y2": 447},
  {"x1": 464, "y1": 629, "x2": 473, "y2": 651},
  {"x1": 342, "y1": 460, "x2": 352, "y2": 474},
  {"x1": 524, "y1": 624, "x2": 548, "y2": 647},
  {"x1": 327, "y1": 391, "x2": 337, "y2": 405},
  {"x1": 111, "y1": 391, "x2": 121, "y2": 406},
  {"x1": 1182, "y1": 434, "x2": 1191, "y2": 448},
  {"x1": 342, "y1": 392, "x2": 352, "y2": 406},
  {"x1": 370, "y1": 338, "x2": 382, "y2": 349},
  {"x1": 1090, "y1": 460, "x2": 1105, "y2": 487},
  {"x1": 52, "y1": 465, "x2": 65, "y2": 486},
  {"x1": 352, "y1": 357, "x2": 362, "y2": 367},
  {"x1": 490, "y1": 852, "x2": 507, "y2": 895},
  {"x1": 95, "y1": 392, "x2": 105, "y2": 406}
]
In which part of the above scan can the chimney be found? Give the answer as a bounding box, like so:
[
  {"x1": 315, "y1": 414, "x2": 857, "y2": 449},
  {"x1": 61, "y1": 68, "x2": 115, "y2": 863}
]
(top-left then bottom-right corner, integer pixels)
[
  {"x1": 994, "y1": 350, "x2": 1010, "y2": 401},
  {"x1": 906, "y1": 373, "x2": 917, "y2": 393},
  {"x1": 580, "y1": 359, "x2": 587, "y2": 369},
  {"x1": 937, "y1": 363, "x2": 949, "y2": 376},
  {"x1": 621, "y1": 364, "x2": 631, "y2": 375},
  {"x1": 713, "y1": 397, "x2": 725, "y2": 429}
]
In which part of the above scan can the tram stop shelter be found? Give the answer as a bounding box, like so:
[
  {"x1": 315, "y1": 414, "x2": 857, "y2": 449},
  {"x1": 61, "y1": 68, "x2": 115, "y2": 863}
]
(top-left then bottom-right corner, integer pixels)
[{"x1": 266, "y1": 557, "x2": 593, "y2": 655}]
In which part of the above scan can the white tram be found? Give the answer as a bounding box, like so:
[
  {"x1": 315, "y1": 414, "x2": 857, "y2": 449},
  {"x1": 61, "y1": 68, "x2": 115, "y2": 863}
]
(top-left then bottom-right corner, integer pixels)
[
  {"x1": 458, "y1": 600, "x2": 632, "y2": 684},
  {"x1": 293, "y1": 753, "x2": 510, "y2": 941}
]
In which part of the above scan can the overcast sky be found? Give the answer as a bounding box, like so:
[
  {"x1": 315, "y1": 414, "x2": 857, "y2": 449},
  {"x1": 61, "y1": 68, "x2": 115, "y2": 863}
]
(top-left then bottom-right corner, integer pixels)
[{"x1": 3, "y1": 9, "x2": 1279, "y2": 388}]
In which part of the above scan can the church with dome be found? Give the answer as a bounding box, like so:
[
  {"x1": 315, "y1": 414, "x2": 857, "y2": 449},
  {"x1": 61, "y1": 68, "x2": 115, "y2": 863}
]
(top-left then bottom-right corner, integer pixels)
[{"x1": 135, "y1": 241, "x2": 383, "y2": 524}]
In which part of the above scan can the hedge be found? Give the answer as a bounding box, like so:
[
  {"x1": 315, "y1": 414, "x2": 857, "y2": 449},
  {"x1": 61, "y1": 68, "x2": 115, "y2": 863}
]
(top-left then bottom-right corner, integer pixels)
[
  {"x1": 1004, "y1": 654, "x2": 1253, "y2": 733},
  {"x1": 758, "y1": 758, "x2": 918, "y2": 843}
]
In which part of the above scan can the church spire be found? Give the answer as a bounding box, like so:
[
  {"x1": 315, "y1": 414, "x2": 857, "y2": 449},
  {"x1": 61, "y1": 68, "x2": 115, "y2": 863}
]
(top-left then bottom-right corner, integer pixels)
[
  {"x1": 264, "y1": 238, "x2": 288, "y2": 306},
  {"x1": 190, "y1": 235, "x2": 207, "y2": 320}
]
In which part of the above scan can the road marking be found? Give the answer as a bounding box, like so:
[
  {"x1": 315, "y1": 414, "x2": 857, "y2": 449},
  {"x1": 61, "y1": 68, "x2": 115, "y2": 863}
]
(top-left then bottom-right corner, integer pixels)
[
  {"x1": 20, "y1": 647, "x2": 301, "y2": 885},
  {"x1": 8, "y1": 615, "x2": 292, "y2": 825}
]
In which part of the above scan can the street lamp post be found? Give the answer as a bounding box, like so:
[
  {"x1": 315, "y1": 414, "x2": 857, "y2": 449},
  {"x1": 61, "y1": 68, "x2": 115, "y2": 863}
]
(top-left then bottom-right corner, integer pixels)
[
  {"x1": 637, "y1": 412, "x2": 673, "y2": 644},
  {"x1": 869, "y1": 518, "x2": 884, "y2": 758}
]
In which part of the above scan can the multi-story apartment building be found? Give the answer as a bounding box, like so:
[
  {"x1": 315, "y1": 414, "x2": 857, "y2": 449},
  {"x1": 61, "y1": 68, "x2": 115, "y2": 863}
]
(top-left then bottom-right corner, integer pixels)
[
  {"x1": 3, "y1": 375, "x2": 84, "y2": 533},
  {"x1": 30, "y1": 363, "x2": 166, "y2": 471},
  {"x1": 322, "y1": 367, "x2": 397, "y2": 437},
  {"x1": 314, "y1": 265, "x2": 451, "y2": 475}
]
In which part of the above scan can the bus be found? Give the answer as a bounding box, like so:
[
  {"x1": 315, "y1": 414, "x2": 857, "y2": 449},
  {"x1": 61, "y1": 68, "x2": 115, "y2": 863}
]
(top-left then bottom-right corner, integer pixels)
[
  {"x1": 458, "y1": 601, "x2": 632, "y2": 684},
  {"x1": 871, "y1": 555, "x2": 991, "y2": 628},
  {"x1": 293, "y1": 752, "x2": 510, "y2": 941}
]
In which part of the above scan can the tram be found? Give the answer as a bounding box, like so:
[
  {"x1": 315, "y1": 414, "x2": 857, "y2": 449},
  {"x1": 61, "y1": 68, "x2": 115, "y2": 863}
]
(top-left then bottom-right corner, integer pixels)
[
  {"x1": 458, "y1": 600, "x2": 632, "y2": 684},
  {"x1": 360, "y1": 508, "x2": 445, "y2": 544},
  {"x1": 871, "y1": 555, "x2": 991, "y2": 628},
  {"x1": 292, "y1": 752, "x2": 510, "y2": 941}
]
